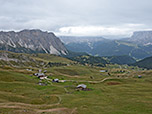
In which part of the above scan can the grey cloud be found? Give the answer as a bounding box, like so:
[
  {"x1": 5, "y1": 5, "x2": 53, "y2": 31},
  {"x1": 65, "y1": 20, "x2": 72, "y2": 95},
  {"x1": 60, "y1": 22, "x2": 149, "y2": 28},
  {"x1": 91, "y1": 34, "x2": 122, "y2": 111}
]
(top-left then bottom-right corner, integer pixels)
[{"x1": 0, "y1": 0, "x2": 152, "y2": 36}]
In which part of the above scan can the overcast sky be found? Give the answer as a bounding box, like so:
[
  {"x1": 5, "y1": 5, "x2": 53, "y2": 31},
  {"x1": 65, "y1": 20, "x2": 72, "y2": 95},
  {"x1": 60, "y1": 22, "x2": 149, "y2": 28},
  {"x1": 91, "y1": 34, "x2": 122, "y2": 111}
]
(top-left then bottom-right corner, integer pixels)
[{"x1": 1, "y1": 0, "x2": 152, "y2": 37}]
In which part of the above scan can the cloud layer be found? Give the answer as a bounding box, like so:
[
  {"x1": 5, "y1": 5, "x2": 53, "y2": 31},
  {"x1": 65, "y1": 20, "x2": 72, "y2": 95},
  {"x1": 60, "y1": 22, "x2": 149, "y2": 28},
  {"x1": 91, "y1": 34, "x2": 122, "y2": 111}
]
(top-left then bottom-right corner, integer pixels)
[
  {"x1": 0, "y1": 0, "x2": 152, "y2": 36},
  {"x1": 57, "y1": 24, "x2": 152, "y2": 37}
]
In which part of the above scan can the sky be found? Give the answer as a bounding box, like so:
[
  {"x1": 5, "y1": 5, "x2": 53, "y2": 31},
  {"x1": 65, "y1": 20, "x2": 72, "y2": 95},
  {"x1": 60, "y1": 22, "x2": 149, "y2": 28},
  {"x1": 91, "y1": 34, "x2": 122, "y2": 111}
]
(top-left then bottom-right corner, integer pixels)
[{"x1": 0, "y1": 0, "x2": 152, "y2": 37}]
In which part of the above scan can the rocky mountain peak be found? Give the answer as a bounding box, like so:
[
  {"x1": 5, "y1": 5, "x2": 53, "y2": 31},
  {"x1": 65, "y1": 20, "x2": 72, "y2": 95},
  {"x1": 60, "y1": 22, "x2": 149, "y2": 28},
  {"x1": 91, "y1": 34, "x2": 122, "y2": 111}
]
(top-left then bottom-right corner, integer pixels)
[
  {"x1": 0, "y1": 29, "x2": 68, "y2": 55},
  {"x1": 130, "y1": 31, "x2": 152, "y2": 45}
]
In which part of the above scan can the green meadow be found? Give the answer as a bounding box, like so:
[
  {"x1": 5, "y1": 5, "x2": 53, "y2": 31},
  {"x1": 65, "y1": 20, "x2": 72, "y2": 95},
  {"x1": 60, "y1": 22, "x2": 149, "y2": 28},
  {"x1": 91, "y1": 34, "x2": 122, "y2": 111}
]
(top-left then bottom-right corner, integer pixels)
[{"x1": 0, "y1": 52, "x2": 152, "y2": 114}]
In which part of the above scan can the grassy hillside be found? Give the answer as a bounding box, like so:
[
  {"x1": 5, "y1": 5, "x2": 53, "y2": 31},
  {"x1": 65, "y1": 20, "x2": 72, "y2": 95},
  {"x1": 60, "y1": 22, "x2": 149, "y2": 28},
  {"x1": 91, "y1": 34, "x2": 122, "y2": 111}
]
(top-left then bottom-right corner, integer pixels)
[
  {"x1": 106, "y1": 55, "x2": 136, "y2": 65},
  {"x1": 31, "y1": 53, "x2": 73, "y2": 64},
  {"x1": 68, "y1": 55, "x2": 109, "y2": 67},
  {"x1": 132, "y1": 56, "x2": 152, "y2": 69},
  {"x1": 0, "y1": 51, "x2": 152, "y2": 114},
  {"x1": 68, "y1": 55, "x2": 136, "y2": 66},
  {"x1": 0, "y1": 51, "x2": 73, "y2": 68}
]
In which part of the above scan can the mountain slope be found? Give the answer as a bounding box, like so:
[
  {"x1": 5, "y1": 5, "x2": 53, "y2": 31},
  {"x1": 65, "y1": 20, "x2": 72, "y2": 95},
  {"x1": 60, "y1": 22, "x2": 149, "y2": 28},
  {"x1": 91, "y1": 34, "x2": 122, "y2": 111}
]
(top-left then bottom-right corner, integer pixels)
[
  {"x1": 0, "y1": 51, "x2": 72, "y2": 67},
  {"x1": 132, "y1": 56, "x2": 152, "y2": 69},
  {"x1": 0, "y1": 29, "x2": 68, "y2": 55},
  {"x1": 68, "y1": 54, "x2": 136, "y2": 65},
  {"x1": 69, "y1": 55, "x2": 109, "y2": 66},
  {"x1": 105, "y1": 55, "x2": 136, "y2": 65},
  {"x1": 65, "y1": 39, "x2": 152, "y2": 59}
]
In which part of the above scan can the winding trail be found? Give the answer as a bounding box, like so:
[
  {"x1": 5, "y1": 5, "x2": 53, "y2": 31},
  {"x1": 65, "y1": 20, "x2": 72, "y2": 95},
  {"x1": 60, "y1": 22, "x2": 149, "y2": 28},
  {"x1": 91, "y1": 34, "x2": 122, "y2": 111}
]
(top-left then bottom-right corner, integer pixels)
[{"x1": 64, "y1": 77, "x2": 116, "y2": 84}]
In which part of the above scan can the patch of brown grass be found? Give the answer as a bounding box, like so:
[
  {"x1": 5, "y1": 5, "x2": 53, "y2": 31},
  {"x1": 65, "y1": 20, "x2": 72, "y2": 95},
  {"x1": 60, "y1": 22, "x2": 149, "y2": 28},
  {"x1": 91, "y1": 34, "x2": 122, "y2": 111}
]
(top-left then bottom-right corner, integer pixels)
[{"x1": 107, "y1": 82, "x2": 121, "y2": 85}]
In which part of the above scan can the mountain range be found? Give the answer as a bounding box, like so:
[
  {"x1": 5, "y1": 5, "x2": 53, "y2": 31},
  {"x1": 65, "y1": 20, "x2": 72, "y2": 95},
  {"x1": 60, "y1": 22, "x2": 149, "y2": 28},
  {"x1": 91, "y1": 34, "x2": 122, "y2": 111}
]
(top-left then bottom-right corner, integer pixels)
[
  {"x1": 61, "y1": 31, "x2": 152, "y2": 60},
  {"x1": 0, "y1": 29, "x2": 68, "y2": 55},
  {"x1": 1, "y1": 29, "x2": 152, "y2": 67}
]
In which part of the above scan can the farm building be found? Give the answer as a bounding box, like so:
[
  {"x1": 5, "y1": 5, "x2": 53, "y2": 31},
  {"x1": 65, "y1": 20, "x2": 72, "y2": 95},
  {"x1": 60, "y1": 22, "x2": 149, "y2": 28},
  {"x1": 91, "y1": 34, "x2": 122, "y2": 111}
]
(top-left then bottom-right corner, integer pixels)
[
  {"x1": 53, "y1": 78, "x2": 59, "y2": 82},
  {"x1": 138, "y1": 75, "x2": 142, "y2": 78},
  {"x1": 34, "y1": 73, "x2": 45, "y2": 77},
  {"x1": 38, "y1": 75, "x2": 47, "y2": 80},
  {"x1": 100, "y1": 70, "x2": 106, "y2": 73},
  {"x1": 34, "y1": 73, "x2": 47, "y2": 80},
  {"x1": 77, "y1": 84, "x2": 87, "y2": 89}
]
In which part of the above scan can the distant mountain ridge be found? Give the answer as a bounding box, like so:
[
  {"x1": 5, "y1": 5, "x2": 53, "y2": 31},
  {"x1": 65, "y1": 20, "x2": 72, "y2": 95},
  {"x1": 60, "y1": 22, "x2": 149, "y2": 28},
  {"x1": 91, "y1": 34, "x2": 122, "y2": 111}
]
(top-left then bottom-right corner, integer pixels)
[
  {"x1": 60, "y1": 36, "x2": 105, "y2": 44},
  {"x1": 0, "y1": 29, "x2": 68, "y2": 55},
  {"x1": 129, "y1": 31, "x2": 152, "y2": 45},
  {"x1": 62, "y1": 31, "x2": 152, "y2": 59}
]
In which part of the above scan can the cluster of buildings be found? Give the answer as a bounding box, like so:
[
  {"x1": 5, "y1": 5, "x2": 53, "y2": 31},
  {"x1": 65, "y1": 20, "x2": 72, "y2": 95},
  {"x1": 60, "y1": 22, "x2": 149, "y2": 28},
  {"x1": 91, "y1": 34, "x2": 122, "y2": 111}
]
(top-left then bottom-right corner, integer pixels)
[
  {"x1": 34, "y1": 69, "x2": 88, "y2": 90},
  {"x1": 34, "y1": 72, "x2": 47, "y2": 80}
]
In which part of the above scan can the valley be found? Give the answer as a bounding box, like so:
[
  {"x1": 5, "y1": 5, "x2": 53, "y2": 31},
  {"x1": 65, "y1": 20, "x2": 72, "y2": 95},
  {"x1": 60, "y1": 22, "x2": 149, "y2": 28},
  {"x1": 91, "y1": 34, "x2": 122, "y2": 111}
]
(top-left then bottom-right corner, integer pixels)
[
  {"x1": 1, "y1": 0, "x2": 152, "y2": 114},
  {"x1": 62, "y1": 31, "x2": 152, "y2": 60}
]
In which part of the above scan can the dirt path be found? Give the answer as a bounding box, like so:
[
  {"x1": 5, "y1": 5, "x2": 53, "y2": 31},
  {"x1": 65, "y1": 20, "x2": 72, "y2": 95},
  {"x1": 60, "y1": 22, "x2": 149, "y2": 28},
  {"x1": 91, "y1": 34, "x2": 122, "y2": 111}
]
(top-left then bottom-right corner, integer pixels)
[
  {"x1": 0, "y1": 103, "x2": 69, "y2": 113},
  {"x1": 37, "y1": 107, "x2": 69, "y2": 113},
  {"x1": 65, "y1": 77, "x2": 114, "y2": 84},
  {"x1": 0, "y1": 105, "x2": 24, "y2": 109},
  {"x1": 0, "y1": 94, "x2": 61, "y2": 109},
  {"x1": 71, "y1": 107, "x2": 77, "y2": 114},
  {"x1": 46, "y1": 76, "x2": 115, "y2": 84}
]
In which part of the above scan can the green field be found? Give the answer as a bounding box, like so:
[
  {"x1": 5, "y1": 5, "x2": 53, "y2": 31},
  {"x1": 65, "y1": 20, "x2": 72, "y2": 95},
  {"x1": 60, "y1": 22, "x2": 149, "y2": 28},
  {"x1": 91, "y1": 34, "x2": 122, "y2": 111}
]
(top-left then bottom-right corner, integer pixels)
[{"x1": 0, "y1": 52, "x2": 152, "y2": 114}]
